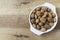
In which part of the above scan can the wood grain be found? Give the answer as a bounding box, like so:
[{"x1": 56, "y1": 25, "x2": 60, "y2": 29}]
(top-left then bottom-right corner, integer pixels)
[{"x1": 0, "y1": 0, "x2": 60, "y2": 40}]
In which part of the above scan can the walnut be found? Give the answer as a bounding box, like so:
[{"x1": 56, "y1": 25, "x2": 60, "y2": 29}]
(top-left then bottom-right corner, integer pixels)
[
  {"x1": 36, "y1": 7, "x2": 41, "y2": 11},
  {"x1": 42, "y1": 12, "x2": 48, "y2": 17},
  {"x1": 35, "y1": 14, "x2": 38, "y2": 19},
  {"x1": 37, "y1": 25, "x2": 41, "y2": 30},
  {"x1": 40, "y1": 9, "x2": 44, "y2": 13},
  {"x1": 54, "y1": 17, "x2": 56, "y2": 22},
  {"x1": 47, "y1": 8, "x2": 51, "y2": 12},
  {"x1": 40, "y1": 17, "x2": 46, "y2": 23},
  {"x1": 30, "y1": 13, "x2": 35, "y2": 18},
  {"x1": 32, "y1": 10, "x2": 36, "y2": 14},
  {"x1": 41, "y1": 7, "x2": 48, "y2": 11},
  {"x1": 41, "y1": 27, "x2": 46, "y2": 32},
  {"x1": 52, "y1": 13, "x2": 56, "y2": 18},
  {"x1": 49, "y1": 22, "x2": 54, "y2": 27},
  {"x1": 38, "y1": 16, "x2": 41, "y2": 19},
  {"x1": 39, "y1": 22, "x2": 43, "y2": 26},
  {"x1": 44, "y1": 23, "x2": 50, "y2": 29},
  {"x1": 36, "y1": 11, "x2": 43, "y2": 16},
  {"x1": 35, "y1": 19, "x2": 39, "y2": 24},
  {"x1": 31, "y1": 19, "x2": 35, "y2": 24},
  {"x1": 32, "y1": 24, "x2": 37, "y2": 28},
  {"x1": 47, "y1": 17, "x2": 52, "y2": 22},
  {"x1": 48, "y1": 13, "x2": 52, "y2": 18}
]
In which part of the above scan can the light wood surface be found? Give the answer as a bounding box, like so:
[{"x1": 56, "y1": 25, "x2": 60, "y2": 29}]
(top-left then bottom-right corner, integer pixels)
[{"x1": 0, "y1": 0, "x2": 60, "y2": 40}]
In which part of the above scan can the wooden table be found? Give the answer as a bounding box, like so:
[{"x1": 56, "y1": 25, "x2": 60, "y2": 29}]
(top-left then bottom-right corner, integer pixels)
[{"x1": 0, "y1": 0, "x2": 60, "y2": 40}]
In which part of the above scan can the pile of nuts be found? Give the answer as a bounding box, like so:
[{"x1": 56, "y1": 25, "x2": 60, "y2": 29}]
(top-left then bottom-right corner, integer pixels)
[{"x1": 30, "y1": 6, "x2": 56, "y2": 32}]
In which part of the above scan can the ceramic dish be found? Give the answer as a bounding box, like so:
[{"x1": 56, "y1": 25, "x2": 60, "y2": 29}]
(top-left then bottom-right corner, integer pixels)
[{"x1": 29, "y1": 3, "x2": 58, "y2": 35}]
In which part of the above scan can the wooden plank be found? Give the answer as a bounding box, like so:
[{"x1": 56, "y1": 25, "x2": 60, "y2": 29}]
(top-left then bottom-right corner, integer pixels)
[
  {"x1": 0, "y1": 27, "x2": 59, "y2": 40},
  {"x1": 0, "y1": 0, "x2": 59, "y2": 40}
]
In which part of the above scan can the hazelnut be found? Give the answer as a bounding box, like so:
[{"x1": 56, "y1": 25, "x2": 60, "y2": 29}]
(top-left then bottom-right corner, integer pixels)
[{"x1": 41, "y1": 27, "x2": 46, "y2": 32}]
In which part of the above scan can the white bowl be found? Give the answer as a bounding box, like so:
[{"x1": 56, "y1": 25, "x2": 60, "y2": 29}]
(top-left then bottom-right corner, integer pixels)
[{"x1": 29, "y1": 3, "x2": 58, "y2": 35}]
